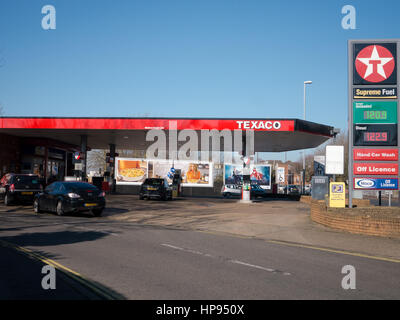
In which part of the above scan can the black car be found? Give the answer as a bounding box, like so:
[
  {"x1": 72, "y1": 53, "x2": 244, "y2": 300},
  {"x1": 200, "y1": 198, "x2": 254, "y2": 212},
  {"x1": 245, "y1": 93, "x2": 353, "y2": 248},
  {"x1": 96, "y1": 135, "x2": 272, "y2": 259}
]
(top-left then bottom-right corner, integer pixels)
[
  {"x1": 250, "y1": 184, "x2": 267, "y2": 198},
  {"x1": 0, "y1": 173, "x2": 42, "y2": 206},
  {"x1": 139, "y1": 178, "x2": 172, "y2": 200},
  {"x1": 34, "y1": 181, "x2": 106, "y2": 216},
  {"x1": 285, "y1": 185, "x2": 300, "y2": 195}
]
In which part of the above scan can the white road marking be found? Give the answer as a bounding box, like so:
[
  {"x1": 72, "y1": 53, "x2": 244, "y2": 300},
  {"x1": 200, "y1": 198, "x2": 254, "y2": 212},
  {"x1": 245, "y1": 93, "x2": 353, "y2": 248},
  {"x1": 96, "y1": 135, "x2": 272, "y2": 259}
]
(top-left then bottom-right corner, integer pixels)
[
  {"x1": 161, "y1": 243, "x2": 213, "y2": 257},
  {"x1": 161, "y1": 243, "x2": 291, "y2": 275},
  {"x1": 229, "y1": 259, "x2": 291, "y2": 275},
  {"x1": 66, "y1": 225, "x2": 120, "y2": 237},
  {"x1": 161, "y1": 243, "x2": 185, "y2": 251}
]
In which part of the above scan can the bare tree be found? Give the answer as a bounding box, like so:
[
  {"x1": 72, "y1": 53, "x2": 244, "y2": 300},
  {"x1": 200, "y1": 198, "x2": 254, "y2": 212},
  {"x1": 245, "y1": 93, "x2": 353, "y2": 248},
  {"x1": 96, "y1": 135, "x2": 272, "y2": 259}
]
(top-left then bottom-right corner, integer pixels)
[
  {"x1": 87, "y1": 149, "x2": 107, "y2": 173},
  {"x1": 87, "y1": 148, "x2": 146, "y2": 174},
  {"x1": 116, "y1": 149, "x2": 146, "y2": 158}
]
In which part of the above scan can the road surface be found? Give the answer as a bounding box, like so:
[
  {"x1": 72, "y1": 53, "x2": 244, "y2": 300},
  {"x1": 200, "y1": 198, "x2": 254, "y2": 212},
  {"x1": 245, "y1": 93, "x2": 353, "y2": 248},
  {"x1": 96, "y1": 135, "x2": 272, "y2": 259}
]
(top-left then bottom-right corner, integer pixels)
[{"x1": 0, "y1": 207, "x2": 399, "y2": 300}]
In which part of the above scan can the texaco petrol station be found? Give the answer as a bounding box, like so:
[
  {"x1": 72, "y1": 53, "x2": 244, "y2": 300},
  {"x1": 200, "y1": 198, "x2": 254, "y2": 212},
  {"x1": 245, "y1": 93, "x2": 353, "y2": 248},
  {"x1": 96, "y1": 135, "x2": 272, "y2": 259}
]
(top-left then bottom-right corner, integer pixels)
[{"x1": 0, "y1": 117, "x2": 335, "y2": 196}]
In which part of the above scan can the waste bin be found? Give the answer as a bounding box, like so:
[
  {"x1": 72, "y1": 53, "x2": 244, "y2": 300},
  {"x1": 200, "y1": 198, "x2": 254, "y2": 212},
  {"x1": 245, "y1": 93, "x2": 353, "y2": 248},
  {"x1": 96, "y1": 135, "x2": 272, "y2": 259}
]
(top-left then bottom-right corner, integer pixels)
[
  {"x1": 102, "y1": 181, "x2": 110, "y2": 193},
  {"x1": 92, "y1": 176, "x2": 104, "y2": 190}
]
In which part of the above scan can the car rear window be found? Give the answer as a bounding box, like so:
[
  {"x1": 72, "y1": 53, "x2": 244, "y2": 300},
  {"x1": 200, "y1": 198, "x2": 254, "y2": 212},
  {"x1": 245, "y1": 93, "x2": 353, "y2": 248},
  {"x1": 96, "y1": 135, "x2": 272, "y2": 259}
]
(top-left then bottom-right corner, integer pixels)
[
  {"x1": 144, "y1": 179, "x2": 163, "y2": 185},
  {"x1": 13, "y1": 176, "x2": 40, "y2": 184},
  {"x1": 64, "y1": 182, "x2": 99, "y2": 192}
]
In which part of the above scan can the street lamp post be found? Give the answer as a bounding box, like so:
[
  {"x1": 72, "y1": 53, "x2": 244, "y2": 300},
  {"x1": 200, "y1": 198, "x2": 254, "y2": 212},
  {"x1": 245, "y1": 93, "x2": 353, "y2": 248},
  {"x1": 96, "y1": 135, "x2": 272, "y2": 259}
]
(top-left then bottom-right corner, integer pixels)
[{"x1": 302, "y1": 81, "x2": 312, "y2": 194}]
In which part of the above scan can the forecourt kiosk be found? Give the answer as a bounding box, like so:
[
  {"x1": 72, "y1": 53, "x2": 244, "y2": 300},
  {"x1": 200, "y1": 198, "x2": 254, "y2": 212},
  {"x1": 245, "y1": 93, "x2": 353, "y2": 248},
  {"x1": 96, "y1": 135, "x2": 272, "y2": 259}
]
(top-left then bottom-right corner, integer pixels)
[
  {"x1": 0, "y1": 117, "x2": 335, "y2": 194},
  {"x1": 348, "y1": 39, "x2": 400, "y2": 207}
]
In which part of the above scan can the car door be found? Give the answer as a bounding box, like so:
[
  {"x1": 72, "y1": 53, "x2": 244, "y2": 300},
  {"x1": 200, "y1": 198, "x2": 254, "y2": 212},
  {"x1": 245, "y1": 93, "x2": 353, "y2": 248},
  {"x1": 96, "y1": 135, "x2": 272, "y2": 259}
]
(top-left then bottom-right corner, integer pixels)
[
  {"x1": 41, "y1": 184, "x2": 51, "y2": 211},
  {"x1": 48, "y1": 182, "x2": 63, "y2": 212},
  {"x1": 42, "y1": 183, "x2": 57, "y2": 211}
]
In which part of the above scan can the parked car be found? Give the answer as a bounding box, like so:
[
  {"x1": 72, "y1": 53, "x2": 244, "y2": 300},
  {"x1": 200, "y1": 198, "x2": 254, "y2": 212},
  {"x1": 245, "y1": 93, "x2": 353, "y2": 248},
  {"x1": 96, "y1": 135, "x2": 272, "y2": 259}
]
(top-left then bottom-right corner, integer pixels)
[
  {"x1": 34, "y1": 181, "x2": 105, "y2": 216},
  {"x1": 0, "y1": 173, "x2": 42, "y2": 206},
  {"x1": 139, "y1": 178, "x2": 172, "y2": 200},
  {"x1": 222, "y1": 184, "x2": 267, "y2": 199},
  {"x1": 285, "y1": 185, "x2": 300, "y2": 194},
  {"x1": 250, "y1": 184, "x2": 267, "y2": 198},
  {"x1": 278, "y1": 185, "x2": 286, "y2": 194},
  {"x1": 221, "y1": 184, "x2": 241, "y2": 198}
]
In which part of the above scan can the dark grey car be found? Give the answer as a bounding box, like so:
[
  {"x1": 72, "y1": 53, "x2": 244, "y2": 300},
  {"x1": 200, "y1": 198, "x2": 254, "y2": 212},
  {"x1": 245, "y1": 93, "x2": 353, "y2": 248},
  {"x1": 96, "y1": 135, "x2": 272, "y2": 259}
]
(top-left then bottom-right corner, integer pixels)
[
  {"x1": 0, "y1": 174, "x2": 42, "y2": 206},
  {"x1": 139, "y1": 178, "x2": 172, "y2": 200}
]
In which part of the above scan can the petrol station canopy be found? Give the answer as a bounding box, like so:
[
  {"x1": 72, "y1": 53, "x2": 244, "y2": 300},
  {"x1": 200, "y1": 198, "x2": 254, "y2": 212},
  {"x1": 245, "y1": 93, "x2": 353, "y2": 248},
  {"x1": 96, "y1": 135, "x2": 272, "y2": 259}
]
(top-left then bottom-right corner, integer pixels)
[{"x1": 0, "y1": 117, "x2": 335, "y2": 152}]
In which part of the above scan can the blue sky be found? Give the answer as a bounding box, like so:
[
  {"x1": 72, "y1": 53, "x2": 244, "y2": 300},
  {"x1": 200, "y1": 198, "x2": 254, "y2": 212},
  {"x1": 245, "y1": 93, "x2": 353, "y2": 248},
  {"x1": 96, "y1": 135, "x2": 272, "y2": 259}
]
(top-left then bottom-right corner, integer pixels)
[{"x1": 0, "y1": 0, "x2": 399, "y2": 160}]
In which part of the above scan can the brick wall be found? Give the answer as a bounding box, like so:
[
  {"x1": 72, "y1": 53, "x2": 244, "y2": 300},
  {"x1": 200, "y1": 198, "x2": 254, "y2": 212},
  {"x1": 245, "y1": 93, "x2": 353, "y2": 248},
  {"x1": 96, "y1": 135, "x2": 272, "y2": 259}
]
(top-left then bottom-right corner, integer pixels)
[
  {"x1": 310, "y1": 199, "x2": 400, "y2": 239},
  {"x1": 300, "y1": 195, "x2": 312, "y2": 204},
  {"x1": 301, "y1": 195, "x2": 371, "y2": 207}
]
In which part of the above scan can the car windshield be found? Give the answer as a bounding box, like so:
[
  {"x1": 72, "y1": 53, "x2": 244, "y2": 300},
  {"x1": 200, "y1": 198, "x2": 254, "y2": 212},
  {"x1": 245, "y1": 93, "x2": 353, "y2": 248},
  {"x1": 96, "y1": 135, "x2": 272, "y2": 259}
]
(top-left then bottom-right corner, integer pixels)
[
  {"x1": 144, "y1": 179, "x2": 163, "y2": 185},
  {"x1": 64, "y1": 182, "x2": 99, "y2": 192},
  {"x1": 13, "y1": 175, "x2": 40, "y2": 184}
]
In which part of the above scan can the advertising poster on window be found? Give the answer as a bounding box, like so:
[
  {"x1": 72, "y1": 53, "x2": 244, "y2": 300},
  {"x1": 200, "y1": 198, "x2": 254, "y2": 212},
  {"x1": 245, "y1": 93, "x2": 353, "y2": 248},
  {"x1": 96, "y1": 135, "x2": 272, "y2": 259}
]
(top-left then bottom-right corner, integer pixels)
[
  {"x1": 224, "y1": 164, "x2": 244, "y2": 185},
  {"x1": 224, "y1": 164, "x2": 271, "y2": 189},
  {"x1": 250, "y1": 165, "x2": 271, "y2": 189},
  {"x1": 151, "y1": 160, "x2": 213, "y2": 187},
  {"x1": 115, "y1": 158, "x2": 148, "y2": 185}
]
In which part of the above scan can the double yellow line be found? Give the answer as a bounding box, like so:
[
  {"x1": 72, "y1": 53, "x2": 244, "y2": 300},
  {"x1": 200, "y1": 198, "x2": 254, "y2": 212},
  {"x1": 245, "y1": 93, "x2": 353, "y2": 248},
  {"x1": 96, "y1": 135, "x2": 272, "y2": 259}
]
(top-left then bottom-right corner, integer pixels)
[{"x1": 0, "y1": 239, "x2": 123, "y2": 300}]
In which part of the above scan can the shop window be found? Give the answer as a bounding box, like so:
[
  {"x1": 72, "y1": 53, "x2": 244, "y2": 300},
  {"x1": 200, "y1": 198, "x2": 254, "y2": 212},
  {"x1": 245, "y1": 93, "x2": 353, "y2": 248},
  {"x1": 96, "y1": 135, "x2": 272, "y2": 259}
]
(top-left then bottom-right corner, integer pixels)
[{"x1": 22, "y1": 162, "x2": 32, "y2": 171}]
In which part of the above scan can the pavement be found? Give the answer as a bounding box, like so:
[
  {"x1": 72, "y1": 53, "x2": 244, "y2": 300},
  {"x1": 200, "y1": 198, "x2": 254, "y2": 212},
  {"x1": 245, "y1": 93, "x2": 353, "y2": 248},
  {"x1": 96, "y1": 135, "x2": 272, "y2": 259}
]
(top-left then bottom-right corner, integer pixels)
[{"x1": 0, "y1": 195, "x2": 399, "y2": 299}]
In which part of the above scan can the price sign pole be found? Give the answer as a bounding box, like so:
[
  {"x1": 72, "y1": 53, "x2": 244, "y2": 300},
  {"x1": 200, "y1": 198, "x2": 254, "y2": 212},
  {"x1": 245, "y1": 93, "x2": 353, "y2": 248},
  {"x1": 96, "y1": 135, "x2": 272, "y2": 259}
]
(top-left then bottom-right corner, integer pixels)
[{"x1": 348, "y1": 39, "x2": 400, "y2": 208}]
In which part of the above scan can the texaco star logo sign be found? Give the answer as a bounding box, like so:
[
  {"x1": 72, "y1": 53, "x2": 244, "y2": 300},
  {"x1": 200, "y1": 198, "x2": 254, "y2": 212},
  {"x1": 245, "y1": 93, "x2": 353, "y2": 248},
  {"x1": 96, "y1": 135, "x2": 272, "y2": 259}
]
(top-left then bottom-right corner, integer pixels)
[{"x1": 354, "y1": 43, "x2": 397, "y2": 85}]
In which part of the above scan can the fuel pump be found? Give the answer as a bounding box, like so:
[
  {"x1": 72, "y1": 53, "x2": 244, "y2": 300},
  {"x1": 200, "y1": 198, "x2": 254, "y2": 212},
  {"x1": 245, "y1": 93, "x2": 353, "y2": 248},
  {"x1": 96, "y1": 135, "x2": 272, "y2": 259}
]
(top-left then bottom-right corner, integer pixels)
[
  {"x1": 242, "y1": 156, "x2": 251, "y2": 201},
  {"x1": 172, "y1": 169, "x2": 182, "y2": 197}
]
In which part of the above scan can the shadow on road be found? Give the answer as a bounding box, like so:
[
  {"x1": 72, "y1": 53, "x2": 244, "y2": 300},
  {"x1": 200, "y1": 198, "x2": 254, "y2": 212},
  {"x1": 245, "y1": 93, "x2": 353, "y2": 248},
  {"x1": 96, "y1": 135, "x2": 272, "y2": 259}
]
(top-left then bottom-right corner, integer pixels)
[
  {"x1": 0, "y1": 243, "x2": 126, "y2": 300},
  {"x1": 0, "y1": 230, "x2": 108, "y2": 248}
]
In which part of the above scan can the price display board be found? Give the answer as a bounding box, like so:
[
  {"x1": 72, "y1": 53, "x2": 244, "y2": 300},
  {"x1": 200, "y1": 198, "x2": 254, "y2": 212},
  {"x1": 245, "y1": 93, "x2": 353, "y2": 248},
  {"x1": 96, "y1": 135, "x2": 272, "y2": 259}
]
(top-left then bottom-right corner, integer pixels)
[
  {"x1": 353, "y1": 101, "x2": 397, "y2": 124},
  {"x1": 348, "y1": 40, "x2": 400, "y2": 203},
  {"x1": 353, "y1": 124, "x2": 397, "y2": 146}
]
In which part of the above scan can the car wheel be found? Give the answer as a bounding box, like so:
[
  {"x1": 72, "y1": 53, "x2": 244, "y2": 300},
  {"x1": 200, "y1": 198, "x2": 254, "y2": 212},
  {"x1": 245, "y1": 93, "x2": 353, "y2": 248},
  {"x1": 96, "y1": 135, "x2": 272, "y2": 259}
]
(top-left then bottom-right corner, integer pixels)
[
  {"x1": 56, "y1": 201, "x2": 65, "y2": 216},
  {"x1": 139, "y1": 194, "x2": 144, "y2": 200},
  {"x1": 225, "y1": 193, "x2": 231, "y2": 198},
  {"x1": 4, "y1": 193, "x2": 12, "y2": 206},
  {"x1": 33, "y1": 199, "x2": 42, "y2": 214},
  {"x1": 92, "y1": 209, "x2": 103, "y2": 217}
]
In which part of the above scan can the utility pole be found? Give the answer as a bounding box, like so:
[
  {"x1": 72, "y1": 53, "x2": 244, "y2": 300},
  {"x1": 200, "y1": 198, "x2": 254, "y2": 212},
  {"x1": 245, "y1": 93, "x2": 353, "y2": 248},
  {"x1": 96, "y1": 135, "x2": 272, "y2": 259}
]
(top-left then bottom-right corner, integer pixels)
[{"x1": 303, "y1": 80, "x2": 312, "y2": 194}]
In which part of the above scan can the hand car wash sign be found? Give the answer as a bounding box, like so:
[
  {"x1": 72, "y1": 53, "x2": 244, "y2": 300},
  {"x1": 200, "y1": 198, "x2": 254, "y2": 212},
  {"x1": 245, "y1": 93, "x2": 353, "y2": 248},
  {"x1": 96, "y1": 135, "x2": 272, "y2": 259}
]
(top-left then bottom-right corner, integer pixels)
[{"x1": 348, "y1": 40, "x2": 400, "y2": 204}]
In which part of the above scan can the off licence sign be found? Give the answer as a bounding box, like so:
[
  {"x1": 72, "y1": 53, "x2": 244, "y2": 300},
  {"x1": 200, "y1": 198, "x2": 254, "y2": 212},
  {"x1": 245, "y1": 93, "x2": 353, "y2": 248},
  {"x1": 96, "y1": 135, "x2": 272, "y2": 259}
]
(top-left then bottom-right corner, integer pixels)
[
  {"x1": 353, "y1": 148, "x2": 398, "y2": 161},
  {"x1": 354, "y1": 178, "x2": 398, "y2": 190},
  {"x1": 354, "y1": 163, "x2": 398, "y2": 175}
]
